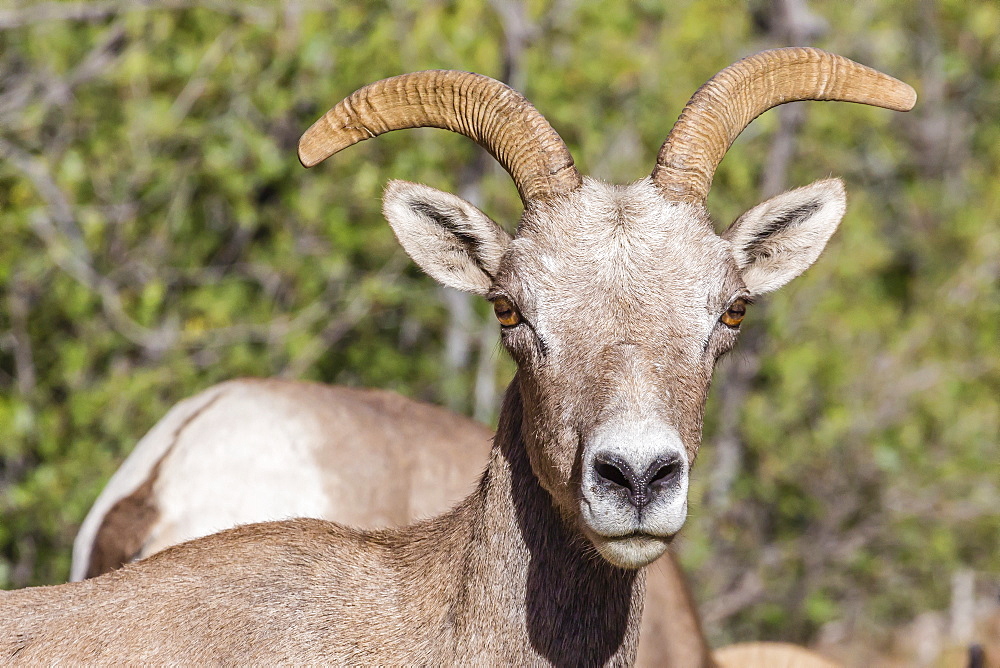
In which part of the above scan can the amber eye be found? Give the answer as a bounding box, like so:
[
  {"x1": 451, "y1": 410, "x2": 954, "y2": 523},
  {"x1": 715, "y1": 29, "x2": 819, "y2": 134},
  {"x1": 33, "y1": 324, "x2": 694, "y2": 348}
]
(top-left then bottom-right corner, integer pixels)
[
  {"x1": 720, "y1": 298, "x2": 747, "y2": 328},
  {"x1": 493, "y1": 296, "x2": 521, "y2": 327}
]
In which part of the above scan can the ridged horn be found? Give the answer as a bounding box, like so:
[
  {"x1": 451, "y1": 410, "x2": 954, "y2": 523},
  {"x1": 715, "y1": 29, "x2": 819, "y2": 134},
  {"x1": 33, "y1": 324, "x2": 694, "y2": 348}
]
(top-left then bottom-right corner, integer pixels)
[
  {"x1": 298, "y1": 70, "x2": 581, "y2": 204},
  {"x1": 652, "y1": 47, "x2": 917, "y2": 203}
]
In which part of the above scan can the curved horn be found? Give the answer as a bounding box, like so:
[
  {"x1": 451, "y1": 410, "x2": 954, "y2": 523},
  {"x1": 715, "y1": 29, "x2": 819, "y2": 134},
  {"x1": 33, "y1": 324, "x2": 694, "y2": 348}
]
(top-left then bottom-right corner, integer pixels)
[
  {"x1": 298, "y1": 70, "x2": 581, "y2": 204},
  {"x1": 652, "y1": 47, "x2": 917, "y2": 203}
]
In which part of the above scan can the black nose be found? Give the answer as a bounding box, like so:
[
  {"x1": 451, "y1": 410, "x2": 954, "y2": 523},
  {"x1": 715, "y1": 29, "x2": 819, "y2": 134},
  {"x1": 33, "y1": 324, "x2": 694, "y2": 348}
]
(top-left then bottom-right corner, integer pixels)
[{"x1": 593, "y1": 453, "x2": 683, "y2": 509}]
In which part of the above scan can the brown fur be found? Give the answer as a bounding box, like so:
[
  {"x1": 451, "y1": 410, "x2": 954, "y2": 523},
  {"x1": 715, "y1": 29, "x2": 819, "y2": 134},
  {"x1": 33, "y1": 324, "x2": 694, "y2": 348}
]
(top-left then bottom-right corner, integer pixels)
[{"x1": 85, "y1": 462, "x2": 161, "y2": 579}]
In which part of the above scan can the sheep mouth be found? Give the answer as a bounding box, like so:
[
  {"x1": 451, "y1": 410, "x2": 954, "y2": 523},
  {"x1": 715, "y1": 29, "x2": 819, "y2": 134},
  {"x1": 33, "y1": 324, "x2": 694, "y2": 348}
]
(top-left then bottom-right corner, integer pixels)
[
  {"x1": 582, "y1": 527, "x2": 673, "y2": 569},
  {"x1": 607, "y1": 531, "x2": 667, "y2": 541}
]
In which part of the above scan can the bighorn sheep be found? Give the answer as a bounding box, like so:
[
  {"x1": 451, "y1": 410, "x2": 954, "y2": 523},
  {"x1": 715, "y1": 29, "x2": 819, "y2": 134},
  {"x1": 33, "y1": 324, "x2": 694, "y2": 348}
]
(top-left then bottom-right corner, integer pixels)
[
  {"x1": 70, "y1": 380, "x2": 497, "y2": 580},
  {"x1": 71, "y1": 378, "x2": 713, "y2": 666},
  {"x1": 0, "y1": 48, "x2": 914, "y2": 664}
]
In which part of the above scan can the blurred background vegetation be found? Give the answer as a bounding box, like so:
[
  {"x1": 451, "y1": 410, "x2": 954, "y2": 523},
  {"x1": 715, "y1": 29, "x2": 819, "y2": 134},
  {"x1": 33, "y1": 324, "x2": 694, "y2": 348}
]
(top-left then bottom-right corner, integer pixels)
[{"x1": 0, "y1": 0, "x2": 997, "y2": 662}]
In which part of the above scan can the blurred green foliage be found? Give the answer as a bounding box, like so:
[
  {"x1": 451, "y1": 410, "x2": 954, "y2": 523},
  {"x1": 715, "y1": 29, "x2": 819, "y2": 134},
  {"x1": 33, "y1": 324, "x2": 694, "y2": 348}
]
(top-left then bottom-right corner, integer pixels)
[{"x1": 0, "y1": 0, "x2": 996, "y2": 649}]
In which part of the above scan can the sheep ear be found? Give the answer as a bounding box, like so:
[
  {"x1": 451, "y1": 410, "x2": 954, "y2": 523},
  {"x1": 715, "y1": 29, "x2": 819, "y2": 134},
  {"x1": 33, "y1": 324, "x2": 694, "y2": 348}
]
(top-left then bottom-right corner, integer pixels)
[
  {"x1": 723, "y1": 179, "x2": 847, "y2": 296},
  {"x1": 382, "y1": 180, "x2": 512, "y2": 296}
]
